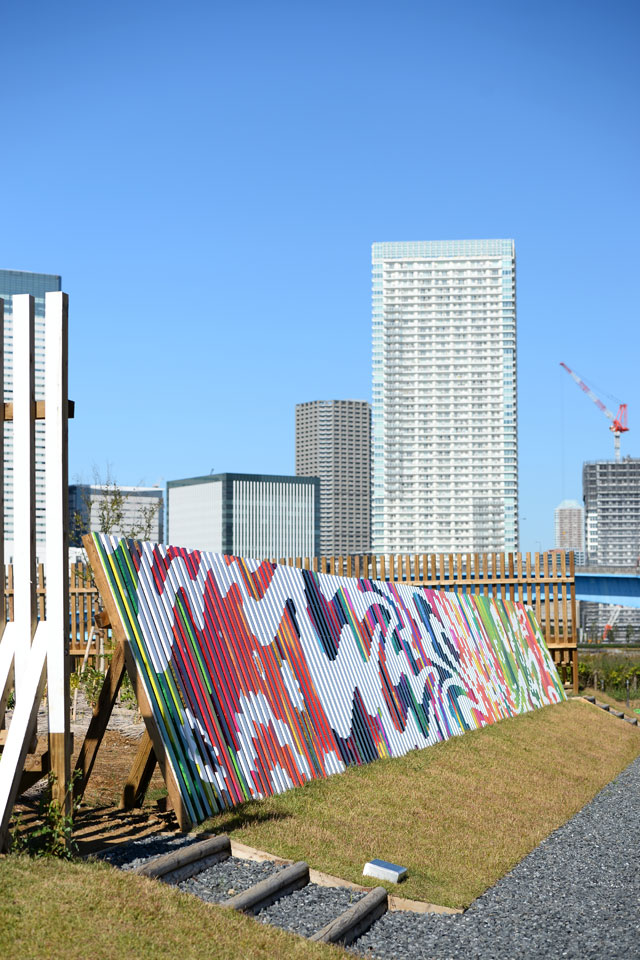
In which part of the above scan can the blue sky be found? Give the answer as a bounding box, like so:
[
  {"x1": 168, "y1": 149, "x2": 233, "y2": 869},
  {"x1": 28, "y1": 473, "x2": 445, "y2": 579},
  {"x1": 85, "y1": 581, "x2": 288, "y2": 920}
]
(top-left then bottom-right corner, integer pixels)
[{"x1": 1, "y1": 0, "x2": 638, "y2": 552}]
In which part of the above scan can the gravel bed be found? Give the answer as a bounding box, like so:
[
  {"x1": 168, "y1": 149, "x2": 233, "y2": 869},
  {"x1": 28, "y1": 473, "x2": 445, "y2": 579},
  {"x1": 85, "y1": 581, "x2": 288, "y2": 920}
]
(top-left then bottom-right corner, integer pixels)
[
  {"x1": 177, "y1": 857, "x2": 285, "y2": 902},
  {"x1": 98, "y1": 832, "x2": 204, "y2": 870},
  {"x1": 258, "y1": 884, "x2": 367, "y2": 938},
  {"x1": 354, "y1": 754, "x2": 640, "y2": 960}
]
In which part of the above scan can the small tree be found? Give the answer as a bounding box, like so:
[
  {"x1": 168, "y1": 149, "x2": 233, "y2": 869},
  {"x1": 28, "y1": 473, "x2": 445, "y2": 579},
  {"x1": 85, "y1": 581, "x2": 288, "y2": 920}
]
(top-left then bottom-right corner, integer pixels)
[{"x1": 70, "y1": 466, "x2": 162, "y2": 545}]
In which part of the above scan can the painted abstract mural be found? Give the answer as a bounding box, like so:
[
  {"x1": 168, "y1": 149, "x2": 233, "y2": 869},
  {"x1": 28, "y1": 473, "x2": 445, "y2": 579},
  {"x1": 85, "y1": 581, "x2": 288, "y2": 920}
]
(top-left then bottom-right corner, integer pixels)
[{"x1": 92, "y1": 534, "x2": 566, "y2": 824}]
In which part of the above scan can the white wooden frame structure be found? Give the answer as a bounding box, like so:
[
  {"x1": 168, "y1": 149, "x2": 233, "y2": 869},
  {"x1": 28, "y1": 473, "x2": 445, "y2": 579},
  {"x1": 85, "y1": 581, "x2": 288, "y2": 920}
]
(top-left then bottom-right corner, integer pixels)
[{"x1": 0, "y1": 292, "x2": 70, "y2": 850}]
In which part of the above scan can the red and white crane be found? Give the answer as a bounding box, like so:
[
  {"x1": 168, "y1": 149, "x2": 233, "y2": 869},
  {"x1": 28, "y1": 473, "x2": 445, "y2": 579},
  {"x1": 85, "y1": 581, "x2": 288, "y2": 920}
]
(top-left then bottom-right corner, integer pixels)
[{"x1": 560, "y1": 362, "x2": 629, "y2": 462}]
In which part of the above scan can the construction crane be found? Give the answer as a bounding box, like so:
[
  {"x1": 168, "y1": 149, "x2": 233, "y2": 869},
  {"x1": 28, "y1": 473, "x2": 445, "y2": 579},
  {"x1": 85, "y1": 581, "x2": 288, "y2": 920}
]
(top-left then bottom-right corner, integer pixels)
[
  {"x1": 602, "y1": 604, "x2": 623, "y2": 643},
  {"x1": 560, "y1": 362, "x2": 629, "y2": 462}
]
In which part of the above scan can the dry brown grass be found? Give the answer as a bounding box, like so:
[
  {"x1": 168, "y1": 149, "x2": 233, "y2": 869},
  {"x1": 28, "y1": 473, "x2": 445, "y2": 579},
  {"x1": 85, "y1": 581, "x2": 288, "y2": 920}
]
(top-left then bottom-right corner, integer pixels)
[
  {"x1": 0, "y1": 854, "x2": 349, "y2": 960},
  {"x1": 199, "y1": 699, "x2": 640, "y2": 908}
]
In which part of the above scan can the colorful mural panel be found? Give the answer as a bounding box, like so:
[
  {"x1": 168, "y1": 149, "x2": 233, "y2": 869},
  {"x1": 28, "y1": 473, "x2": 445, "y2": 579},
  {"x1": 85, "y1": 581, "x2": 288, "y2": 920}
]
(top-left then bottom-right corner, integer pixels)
[{"x1": 92, "y1": 535, "x2": 566, "y2": 824}]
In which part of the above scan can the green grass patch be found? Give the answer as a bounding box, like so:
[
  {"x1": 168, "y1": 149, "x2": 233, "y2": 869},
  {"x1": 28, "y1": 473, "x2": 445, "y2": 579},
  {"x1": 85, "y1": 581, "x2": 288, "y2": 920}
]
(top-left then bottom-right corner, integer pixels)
[
  {"x1": 0, "y1": 855, "x2": 348, "y2": 960},
  {"x1": 198, "y1": 700, "x2": 640, "y2": 908}
]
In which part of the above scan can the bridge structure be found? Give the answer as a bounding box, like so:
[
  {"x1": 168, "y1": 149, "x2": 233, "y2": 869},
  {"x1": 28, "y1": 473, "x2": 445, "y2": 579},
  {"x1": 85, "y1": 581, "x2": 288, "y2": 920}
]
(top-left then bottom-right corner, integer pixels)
[{"x1": 575, "y1": 568, "x2": 640, "y2": 609}]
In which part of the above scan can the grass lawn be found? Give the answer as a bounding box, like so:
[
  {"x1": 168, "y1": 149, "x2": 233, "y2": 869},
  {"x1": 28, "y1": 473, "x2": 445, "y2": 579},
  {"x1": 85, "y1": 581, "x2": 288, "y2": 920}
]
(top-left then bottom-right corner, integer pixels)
[
  {"x1": 197, "y1": 699, "x2": 640, "y2": 909},
  {"x1": 0, "y1": 855, "x2": 348, "y2": 960}
]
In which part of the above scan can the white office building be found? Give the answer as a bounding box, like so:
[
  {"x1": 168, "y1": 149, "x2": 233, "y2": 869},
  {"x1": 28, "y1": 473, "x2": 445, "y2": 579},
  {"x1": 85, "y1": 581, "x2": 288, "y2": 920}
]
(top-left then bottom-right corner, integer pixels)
[
  {"x1": 167, "y1": 473, "x2": 319, "y2": 559},
  {"x1": 372, "y1": 240, "x2": 518, "y2": 554},
  {"x1": 0, "y1": 269, "x2": 62, "y2": 562}
]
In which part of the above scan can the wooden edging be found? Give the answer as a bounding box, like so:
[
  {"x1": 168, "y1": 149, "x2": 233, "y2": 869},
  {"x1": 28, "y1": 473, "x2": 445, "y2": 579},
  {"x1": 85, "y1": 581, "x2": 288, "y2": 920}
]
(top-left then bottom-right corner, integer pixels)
[
  {"x1": 580, "y1": 696, "x2": 639, "y2": 727},
  {"x1": 134, "y1": 834, "x2": 231, "y2": 879},
  {"x1": 222, "y1": 860, "x2": 310, "y2": 914},
  {"x1": 229, "y1": 839, "x2": 462, "y2": 915},
  {"x1": 311, "y1": 886, "x2": 388, "y2": 946}
]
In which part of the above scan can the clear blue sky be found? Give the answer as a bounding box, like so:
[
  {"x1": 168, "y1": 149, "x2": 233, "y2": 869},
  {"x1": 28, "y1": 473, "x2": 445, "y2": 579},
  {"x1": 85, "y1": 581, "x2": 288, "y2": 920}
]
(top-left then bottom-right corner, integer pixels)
[{"x1": 1, "y1": 0, "x2": 638, "y2": 553}]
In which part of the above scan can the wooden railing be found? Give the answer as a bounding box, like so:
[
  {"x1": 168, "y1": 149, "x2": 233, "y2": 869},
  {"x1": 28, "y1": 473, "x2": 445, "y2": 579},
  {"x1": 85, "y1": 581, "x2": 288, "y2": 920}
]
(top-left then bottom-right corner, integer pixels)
[{"x1": 3, "y1": 552, "x2": 579, "y2": 690}]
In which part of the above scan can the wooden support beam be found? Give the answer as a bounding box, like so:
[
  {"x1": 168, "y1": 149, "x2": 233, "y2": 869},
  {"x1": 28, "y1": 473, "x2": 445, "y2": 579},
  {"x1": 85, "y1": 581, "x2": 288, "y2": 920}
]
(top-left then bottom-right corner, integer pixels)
[
  {"x1": 82, "y1": 535, "x2": 192, "y2": 832},
  {"x1": 18, "y1": 750, "x2": 50, "y2": 795},
  {"x1": 120, "y1": 731, "x2": 157, "y2": 810}
]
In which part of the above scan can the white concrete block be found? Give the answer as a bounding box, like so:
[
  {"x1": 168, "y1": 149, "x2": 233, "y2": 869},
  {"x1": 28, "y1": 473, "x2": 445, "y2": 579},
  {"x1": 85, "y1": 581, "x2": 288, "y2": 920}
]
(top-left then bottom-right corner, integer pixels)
[{"x1": 363, "y1": 859, "x2": 407, "y2": 884}]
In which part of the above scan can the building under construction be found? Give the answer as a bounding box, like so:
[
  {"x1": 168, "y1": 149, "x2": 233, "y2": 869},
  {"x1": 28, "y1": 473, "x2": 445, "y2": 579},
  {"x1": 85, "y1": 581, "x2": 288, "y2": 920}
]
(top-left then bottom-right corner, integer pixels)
[
  {"x1": 583, "y1": 458, "x2": 640, "y2": 566},
  {"x1": 581, "y1": 457, "x2": 640, "y2": 641}
]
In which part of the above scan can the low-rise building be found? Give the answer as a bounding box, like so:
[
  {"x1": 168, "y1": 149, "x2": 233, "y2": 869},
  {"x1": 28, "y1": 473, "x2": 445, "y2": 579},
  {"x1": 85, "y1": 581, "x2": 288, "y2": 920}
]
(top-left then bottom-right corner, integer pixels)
[{"x1": 166, "y1": 472, "x2": 319, "y2": 559}]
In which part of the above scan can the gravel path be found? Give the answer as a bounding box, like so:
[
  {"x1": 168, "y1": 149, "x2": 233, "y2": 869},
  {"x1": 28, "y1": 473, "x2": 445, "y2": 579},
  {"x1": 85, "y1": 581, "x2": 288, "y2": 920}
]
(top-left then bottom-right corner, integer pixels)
[
  {"x1": 178, "y1": 857, "x2": 285, "y2": 903},
  {"x1": 98, "y1": 754, "x2": 640, "y2": 959},
  {"x1": 355, "y1": 754, "x2": 640, "y2": 960},
  {"x1": 258, "y1": 883, "x2": 366, "y2": 938}
]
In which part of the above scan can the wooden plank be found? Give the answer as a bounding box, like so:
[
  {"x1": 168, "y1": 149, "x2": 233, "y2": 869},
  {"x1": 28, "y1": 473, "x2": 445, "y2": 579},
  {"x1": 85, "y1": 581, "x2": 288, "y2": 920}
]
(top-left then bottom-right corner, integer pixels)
[
  {"x1": 552, "y1": 552, "x2": 559, "y2": 644},
  {"x1": 82, "y1": 536, "x2": 192, "y2": 831},
  {"x1": 223, "y1": 861, "x2": 309, "y2": 914},
  {"x1": 534, "y1": 553, "x2": 542, "y2": 627},
  {"x1": 560, "y1": 553, "x2": 569, "y2": 644},
  {"x1": 524, "y1": 553, "x2": 532, "y2": 609},
  {"x1": 543, "y1": 552, "x2": 551, "y2": 644},
  {"x1": 134, "y1": 834, "x2": 231, "y2": 878},
  {"x1": 45, "y1": 291, "x2": 71, "y2": 816},
  {"x1": 120, "y1": 731, "x2": 158, "y2": 809},
  {"x1": 571, "y1": 646, "x2": 579, "y2": 695},
  {"x1": 311, "y1": 886, "x2": 388, "y2": 946}
]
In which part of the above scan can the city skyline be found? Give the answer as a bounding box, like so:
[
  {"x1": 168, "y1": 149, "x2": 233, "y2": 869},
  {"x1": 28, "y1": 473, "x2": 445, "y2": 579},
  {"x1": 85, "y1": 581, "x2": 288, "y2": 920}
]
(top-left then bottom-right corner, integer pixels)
[{"x1": 1, "y1": 2, "x2": 638, "y2": 554}]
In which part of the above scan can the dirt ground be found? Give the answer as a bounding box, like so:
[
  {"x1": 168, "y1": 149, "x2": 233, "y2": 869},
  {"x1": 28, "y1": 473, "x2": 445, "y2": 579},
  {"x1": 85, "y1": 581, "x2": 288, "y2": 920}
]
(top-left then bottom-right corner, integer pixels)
[{"x1": 14, "y1": 698, "x2": 182, "y2": 856}]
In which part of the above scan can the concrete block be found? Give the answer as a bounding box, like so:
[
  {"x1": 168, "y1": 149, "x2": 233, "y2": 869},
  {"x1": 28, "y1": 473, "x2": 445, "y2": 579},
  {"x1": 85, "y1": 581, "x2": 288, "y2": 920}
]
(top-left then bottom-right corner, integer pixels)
[{"x1": 363, "y1": 859, "x2": 408, "y2": 884}]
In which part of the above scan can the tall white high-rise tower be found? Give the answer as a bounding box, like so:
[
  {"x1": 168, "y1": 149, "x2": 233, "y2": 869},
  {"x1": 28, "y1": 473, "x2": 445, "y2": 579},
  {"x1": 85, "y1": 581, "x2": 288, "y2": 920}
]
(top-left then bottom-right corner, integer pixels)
[
  {"x1": 372, "y1": 240, "x2": 518, "y2": 554},
  {"x1": 0, "y1": 269, "x2": 62, "y2": 561}
]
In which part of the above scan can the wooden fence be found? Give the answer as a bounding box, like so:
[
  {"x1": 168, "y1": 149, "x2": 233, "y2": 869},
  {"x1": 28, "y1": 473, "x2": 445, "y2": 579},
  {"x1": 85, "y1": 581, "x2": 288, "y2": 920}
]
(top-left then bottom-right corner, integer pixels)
[{"x1": 4, "y1": 552, "x2": 578, "y2": 690}]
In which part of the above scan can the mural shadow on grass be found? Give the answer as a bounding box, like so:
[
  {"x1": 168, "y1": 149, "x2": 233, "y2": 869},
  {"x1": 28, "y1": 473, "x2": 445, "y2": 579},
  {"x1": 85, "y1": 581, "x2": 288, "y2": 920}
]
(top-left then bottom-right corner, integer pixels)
[{"x1": 201, "y1": 803, "x2": 292, "y2": 836}]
